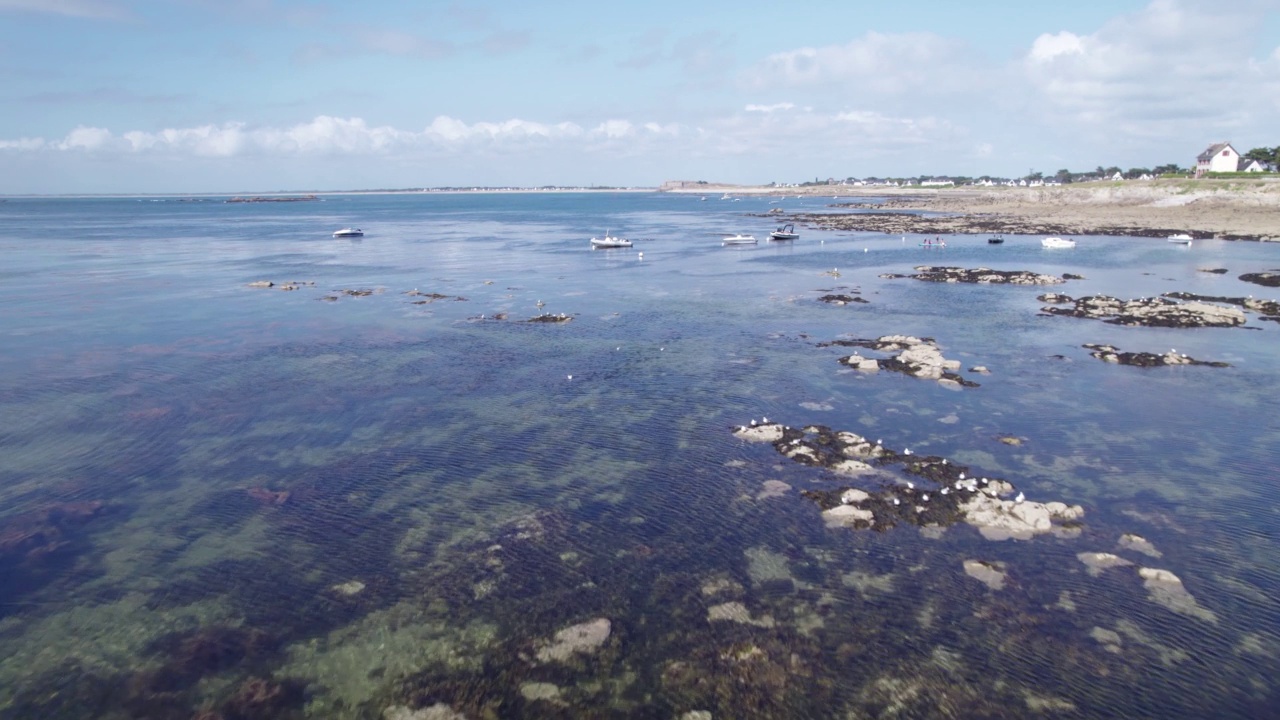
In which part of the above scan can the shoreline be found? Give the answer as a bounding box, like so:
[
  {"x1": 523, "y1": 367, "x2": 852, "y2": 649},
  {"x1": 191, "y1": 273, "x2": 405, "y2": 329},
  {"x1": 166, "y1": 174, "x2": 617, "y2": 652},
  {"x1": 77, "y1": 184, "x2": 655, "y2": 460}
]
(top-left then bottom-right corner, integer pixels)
[{"x1": 677, "y1": 179, "x2": 1280, "y2": 241}]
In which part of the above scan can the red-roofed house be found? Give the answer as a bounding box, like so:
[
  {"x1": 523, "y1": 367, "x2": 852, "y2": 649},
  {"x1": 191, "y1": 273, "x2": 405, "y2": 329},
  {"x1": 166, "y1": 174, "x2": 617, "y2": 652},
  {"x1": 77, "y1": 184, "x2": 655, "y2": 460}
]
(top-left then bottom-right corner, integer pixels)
[{"x1": 1195, "y1": 142, "x2": 1239, "y2": 177}]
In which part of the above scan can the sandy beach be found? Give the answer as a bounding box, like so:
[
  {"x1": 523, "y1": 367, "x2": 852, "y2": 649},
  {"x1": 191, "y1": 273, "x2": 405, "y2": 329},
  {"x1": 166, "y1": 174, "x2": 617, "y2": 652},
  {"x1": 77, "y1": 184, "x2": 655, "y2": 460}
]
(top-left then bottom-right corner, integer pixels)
[{"x1": 669, "y1": 179, "x2": 1280, "y2": 241}]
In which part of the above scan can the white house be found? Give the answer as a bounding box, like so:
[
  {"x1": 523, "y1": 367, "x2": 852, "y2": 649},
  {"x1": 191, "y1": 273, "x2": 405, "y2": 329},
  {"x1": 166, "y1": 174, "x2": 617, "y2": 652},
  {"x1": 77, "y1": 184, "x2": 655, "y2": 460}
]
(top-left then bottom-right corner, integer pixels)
[
  {"x1": 1196, "y1": 142, "x2": 1240, "y2": 176},
  {"x1": 1110, "y1": 171, "x2": 1124, "y2": 181},
  {"x1": 1238, "y1": 158, "x2": 1266, "y2": 172}
]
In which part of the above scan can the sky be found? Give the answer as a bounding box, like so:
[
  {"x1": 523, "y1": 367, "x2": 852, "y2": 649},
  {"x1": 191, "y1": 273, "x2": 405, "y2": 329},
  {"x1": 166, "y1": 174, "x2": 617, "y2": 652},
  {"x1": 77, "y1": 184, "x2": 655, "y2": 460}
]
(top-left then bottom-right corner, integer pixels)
[{"x1": 1, "y1": 0, "x2": 1278, "y2": 194}]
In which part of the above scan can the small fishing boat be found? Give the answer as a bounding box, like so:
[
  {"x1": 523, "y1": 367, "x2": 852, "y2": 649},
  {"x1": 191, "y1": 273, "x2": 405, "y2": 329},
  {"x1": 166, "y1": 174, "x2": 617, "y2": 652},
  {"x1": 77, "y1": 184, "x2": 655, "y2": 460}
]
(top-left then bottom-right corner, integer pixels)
[
  {"x1": 1168, "y1": 233, "x2": 1193, "y2": 244},
  {"x1": 1042, "y1": 236, "x2": 1076, "y2": 248},
  {"x1": 919, "y1": 237, "x2": 947, "y2": 247},
  {"x1": 590, "y1": 231, "x2": 632, "y2": 249},
  {"x1": 721, "y1": 234, "x2": 757, "y2": 246},
  {"x1": 333, "y1": 227, "x2": 364, "y2": 238},
  {"x1": 769, "y1": 224, "x2": 799, "y2": 241},
  {"x1": 987, "y1": 234, "x2": 1005, "y2": 244}
]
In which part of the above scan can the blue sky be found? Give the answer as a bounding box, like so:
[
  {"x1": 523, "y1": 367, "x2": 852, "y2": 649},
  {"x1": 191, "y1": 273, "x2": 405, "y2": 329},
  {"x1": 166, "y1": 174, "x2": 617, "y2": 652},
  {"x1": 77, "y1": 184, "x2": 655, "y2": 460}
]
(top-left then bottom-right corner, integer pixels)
[{"x1": 2, "y1": 0, "x2": 1278, "y2": 193}]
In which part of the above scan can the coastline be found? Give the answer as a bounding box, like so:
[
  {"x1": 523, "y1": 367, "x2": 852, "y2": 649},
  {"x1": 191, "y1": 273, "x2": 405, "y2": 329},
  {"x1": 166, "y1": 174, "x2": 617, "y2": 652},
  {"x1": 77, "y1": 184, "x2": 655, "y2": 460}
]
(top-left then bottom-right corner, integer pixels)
[{"x1": 672, "y1": 179, "x2": 1280, "y2": 241}]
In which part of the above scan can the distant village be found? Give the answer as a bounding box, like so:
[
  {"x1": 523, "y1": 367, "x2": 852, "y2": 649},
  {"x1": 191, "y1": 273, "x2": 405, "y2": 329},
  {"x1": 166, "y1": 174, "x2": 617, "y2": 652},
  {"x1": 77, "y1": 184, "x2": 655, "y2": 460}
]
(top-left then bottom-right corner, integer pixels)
[{"x1": 766, "y1": 141, "x2": 1280, "y2": 189}]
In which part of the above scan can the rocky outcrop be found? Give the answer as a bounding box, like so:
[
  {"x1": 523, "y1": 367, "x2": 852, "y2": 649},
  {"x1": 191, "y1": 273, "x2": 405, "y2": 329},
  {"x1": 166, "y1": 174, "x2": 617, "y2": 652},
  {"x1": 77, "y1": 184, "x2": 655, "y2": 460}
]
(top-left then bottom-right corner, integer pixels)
[
  {"x1": 824, "y1": 335, "x2": 978, "y2": 387},
  {"x1": 738, "y1": 422, "x2": 1083, "y2": 540},
  {"x1": 1240, "y1": 271, "x2": 1280, "y2": 288},
  {"x1": 1083, "y1": 343, "x2": 1229, "y2": 368},
  {"x1": 1040, "y1": 295, "x2": 1248, "y2": 328},
  {"x1": 528, "y1": 313, "x2": 574, "y2": 323},
  {"x1": 1163, "y1": 291, "x2": 1280, "y2": 320},
  {"x1": 817, "y1": 293, "x2": 869, "y2": 305},
  {"x1": 882, "y1": 266, "x2": 1067, "y2": 285}
]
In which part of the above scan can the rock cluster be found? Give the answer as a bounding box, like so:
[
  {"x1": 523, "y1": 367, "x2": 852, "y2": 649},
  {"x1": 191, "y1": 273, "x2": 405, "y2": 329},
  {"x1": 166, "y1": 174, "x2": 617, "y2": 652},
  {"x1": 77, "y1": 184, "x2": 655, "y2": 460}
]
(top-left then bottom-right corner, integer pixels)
[
  {"x1": 1164, "y1": 291, "x2": 1280, "y2": 321},
  {"x1": 823, "y1": 335, "x2": 978, "y2": 387},
  {"x1": 881, "y1": 266, "x2": 1066, "y2": 285},
  {"x1": 1040, "y1": 295, "x2": 1247, "y2": 328},
  {"x1": 1240, "y1": 271, "x2": 1280, "y2": 288},
  {"x1": 1083, "y1": 344, "x2": 1229, "y2": 368},
  {"x1": 732, "y1": 422, "x2": 1083, "y2": 540},
  {"x1": 817, "y1": 294, "x2": 869, "y2": 305},
  {"x1": 527, "y1": 313, "x2": 574, "y2": 323}
]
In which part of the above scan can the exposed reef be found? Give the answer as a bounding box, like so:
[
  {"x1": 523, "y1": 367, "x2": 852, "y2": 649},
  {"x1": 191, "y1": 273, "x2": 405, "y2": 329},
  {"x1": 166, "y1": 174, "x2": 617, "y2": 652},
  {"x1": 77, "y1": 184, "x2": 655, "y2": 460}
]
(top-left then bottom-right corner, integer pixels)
[
  {"x1": 820, "y1": 335, "x2": 979, "y2": 387},
  {"x1": 1163, "y1": 291, "x2": 1280, "y2": 321},
  {"x1": 1083, "y1": 344, "x2": 1229, "y2": 368},
  {"x1": 1240, "y1": 271, "x2": 1280, "y2": 288},
  {"x1": 880, "y1": 266, "x2": 1068, "y2": 285},
  {"x1": 1039, "y1": 294, "x2": 1248, "y2": 328},
  {"x1": 733, "y1": 422, "x2": 1083, "y2": 540},
  {"x1": 527, "y1": 313, "x2": 574, "y2": 323}
]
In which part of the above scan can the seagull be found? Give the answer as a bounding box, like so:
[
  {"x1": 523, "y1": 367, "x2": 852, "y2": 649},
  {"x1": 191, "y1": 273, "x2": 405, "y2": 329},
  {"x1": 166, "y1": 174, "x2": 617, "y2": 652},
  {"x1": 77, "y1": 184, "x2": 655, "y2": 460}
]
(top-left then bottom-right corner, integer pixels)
[
  {"x1": 906, "y1": 481, "x2": 914, "y2": 490},
  {"x1": 921, "y1": 494, "x2": 930, "y2": 502},
  {"x1": 904, "y1": 448, "x2": 912, "y2": 456},
  {"x1": 567, "y1": 374, "x2": 573, "y2": 380},
  {"x1": 942, "y1": 459, "x2": 948, "y2": 465},
  {"x1": 940, "y1": 488, "x2": 949, "y2": 495},
  {"x1": 954, "y1": 481, "x2": 963, "y2": 489},
  {"x1": 981, "y1": 477, "x2": 989, "y2": 485},
  {"x1": 892, "y1": 498, "x2": 900, "y2": 506},
  {"x1": 876, "y1": 439, "x2": 882, "y2": 445},
  {"x1": 762, "y1": 416, "x2": 769, "y2": 423},
  {"x1": 959, "y1": 472, "x2": 965, "y2": 480},
  {"x1": 1015, "y1": 491, "x2": 1025, "y2": 504},
  {"x1": 750, "y1": 419, "x2": 758, "y2": 426}
]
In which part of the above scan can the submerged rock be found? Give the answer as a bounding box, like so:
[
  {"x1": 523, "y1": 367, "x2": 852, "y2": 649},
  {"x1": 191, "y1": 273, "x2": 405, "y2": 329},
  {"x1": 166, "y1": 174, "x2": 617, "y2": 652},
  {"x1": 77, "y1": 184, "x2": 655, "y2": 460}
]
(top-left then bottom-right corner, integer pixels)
[
  {"x1": 707, "y1": 601, "x2": 776, "y2": 628},
  {"x1": 533, "y1": 618, "x2": 612, "y2": 663},
  {"x1": 1077, "y1": 552, "x2": 1134, "y2": 576},
  {"x1": 1118, "y1": 534, "x2": 1162, "y2": 558},
  {"x1": 1083, "y1": 343, "x2": 1229, "y2": 368},
  {"x1": 384, "y1": 704, "x2": 470, "y2": 720},
  {"x1": 527, "y1": 313, "x2": 574, "y2": 323},
  {"x1": 1041, "y1": 295, "x2": 1247, "y2": 328},
  {"x1": 963, "y1": 560, "x2": 1007, "y2": 590},
  {"x1": 1139, "y1": 568, "x2": 1217, "y2": 623},
  {"x1": 817, "y1": 293, "x2": 869, "y2": 305}
]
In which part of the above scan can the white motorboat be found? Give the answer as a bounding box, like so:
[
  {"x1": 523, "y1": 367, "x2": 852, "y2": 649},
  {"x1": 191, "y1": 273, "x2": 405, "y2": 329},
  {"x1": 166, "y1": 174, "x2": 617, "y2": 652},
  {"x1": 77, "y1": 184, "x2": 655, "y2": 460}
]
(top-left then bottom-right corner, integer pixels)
[
  {"x1": 1168, "y1": 233, "x2": 1193, "y2": 244},
  {"x1": 722, "y1": 234, "x2": 757, "y2": 245},
  {"x1": 590, "y1": 231, "x2": 632, "y2": 249},
  {"x1": 333, "y1": 227, "x2": 364, "y2": 238},
  {"x1": 1041, "y1": 236, "x2": 1076, "y2": 248},
  {"x1": 769, "y1": 224, "x2": 799, "y2": 241}
]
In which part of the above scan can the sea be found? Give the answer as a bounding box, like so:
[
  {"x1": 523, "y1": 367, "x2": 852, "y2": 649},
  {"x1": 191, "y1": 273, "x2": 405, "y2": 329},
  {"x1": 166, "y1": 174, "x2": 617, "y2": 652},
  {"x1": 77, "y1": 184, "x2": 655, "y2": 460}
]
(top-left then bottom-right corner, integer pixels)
[{"x1": 0, "y1": 191, "x2": 1278, "y2": 719}]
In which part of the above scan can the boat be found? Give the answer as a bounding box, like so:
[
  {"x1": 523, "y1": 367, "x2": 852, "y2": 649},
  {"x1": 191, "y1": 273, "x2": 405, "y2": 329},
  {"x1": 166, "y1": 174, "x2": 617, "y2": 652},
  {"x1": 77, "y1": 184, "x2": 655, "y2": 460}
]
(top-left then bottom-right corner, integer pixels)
[
  {"x1": 987, "y1": 234, "x2": 1005, "y2": 244},
  {"x1": 590, "y1": 231, "x2": 632, "y2": 249},
  {"x1": 333, "y1": 227, "x2": 364, "y2": 238},
  {"x1": 1168, "y1": 233, "x2": 1193, "y2": 244},
  {"x1": 1042, "y1": 236, "x2": 1076, "y2": 248},
  {"x1": 721, "y1": 234, "x2": 757, "y2": 246},
  {"x1": 769, "y1": 224, "x2": 799, "y2": 241},
  {"x1": 720, "y1": 193, "x2": 732, "y2": 200},
  {"x1": 919, "y1": 237, "x2": 947, "y2": 247}
]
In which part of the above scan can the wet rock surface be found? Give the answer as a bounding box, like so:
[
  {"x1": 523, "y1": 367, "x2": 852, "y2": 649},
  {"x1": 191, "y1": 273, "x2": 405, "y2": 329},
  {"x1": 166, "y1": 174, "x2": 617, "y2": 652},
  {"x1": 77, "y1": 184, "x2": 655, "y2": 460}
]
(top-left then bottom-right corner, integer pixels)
[
  {"x1": 881, "y1": 266, "x2": 1067, "y2": 285},
  {"x1": 1240, "y1": 271, "x2": 1280, "y2": 288},
  {"x1": 817, "y1": 293, "x2": 869, "y2": 305},
  {"x1": 1040, "y1": 294, "x2": 1248, "y2": 328},
  {"x1": 735, "y1": 422, "x2": 1083, "y2": 540},
  {"x1": 527, "y1": 313, "x2": 574, "y2": 323},
  {"x1": 1163, "y1": 291, "x2": 1280, "y2": 321},
  {"x1": 1083, "y1": 344, "x2": 1229, "y2": 368},
  {"x1": 820, "y1": 335, "x2": 978, "y2": 387}
]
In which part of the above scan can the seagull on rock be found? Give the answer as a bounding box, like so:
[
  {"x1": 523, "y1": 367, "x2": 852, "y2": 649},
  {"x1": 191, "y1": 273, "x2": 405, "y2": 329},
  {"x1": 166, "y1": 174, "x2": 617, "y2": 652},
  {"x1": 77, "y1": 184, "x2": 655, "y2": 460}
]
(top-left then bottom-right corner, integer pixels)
[{"x1": 1014, "y1": 491, "x2": 1025, "y2": 504}]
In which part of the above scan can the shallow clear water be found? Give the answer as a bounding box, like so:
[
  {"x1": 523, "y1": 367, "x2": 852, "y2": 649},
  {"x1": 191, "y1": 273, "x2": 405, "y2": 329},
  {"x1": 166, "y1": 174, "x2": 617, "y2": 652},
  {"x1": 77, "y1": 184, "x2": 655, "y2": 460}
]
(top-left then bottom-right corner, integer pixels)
[{"x1": 1, "y1": 192, "x2": 1278, "y2": 719}]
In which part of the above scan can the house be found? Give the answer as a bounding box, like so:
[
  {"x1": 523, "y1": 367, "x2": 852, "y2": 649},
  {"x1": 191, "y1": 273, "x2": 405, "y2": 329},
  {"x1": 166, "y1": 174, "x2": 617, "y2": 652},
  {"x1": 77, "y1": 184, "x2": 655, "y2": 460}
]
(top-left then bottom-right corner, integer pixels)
[
  {"x1": 1195, "y1": 142, "x2": 1240, "y2": 176},
  {"x1": 1238, "y1": 158, "x2": 1267, "y2": 173},
  {"x1": 1110, "y1": 171, "x2": 1124, "y2": 181}
]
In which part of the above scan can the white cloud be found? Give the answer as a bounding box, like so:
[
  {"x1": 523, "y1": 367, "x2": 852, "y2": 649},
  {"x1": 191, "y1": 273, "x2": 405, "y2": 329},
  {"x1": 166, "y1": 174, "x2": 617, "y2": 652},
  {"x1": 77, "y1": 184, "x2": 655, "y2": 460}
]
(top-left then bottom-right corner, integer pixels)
[
  {"x1": 1021, "y1": 0, "x2": 1280, "y2": 135},
  {"x1": 744, "y1": 103, "x2": 795, "y2": 113},
  {"x1": 743, "y1": 31, "x2": 985, "y2": 96},
  {"x1": 1, "y1": 115, "x2": 693, "y2": 158}
]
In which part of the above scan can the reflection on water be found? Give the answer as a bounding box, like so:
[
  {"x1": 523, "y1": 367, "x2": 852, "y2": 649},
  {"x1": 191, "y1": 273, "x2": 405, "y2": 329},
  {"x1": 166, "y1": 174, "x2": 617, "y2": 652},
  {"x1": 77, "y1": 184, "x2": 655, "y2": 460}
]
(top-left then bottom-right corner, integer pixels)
[{"x1": 0, "y1": 193, "x2": 1278, "y2": 718}]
